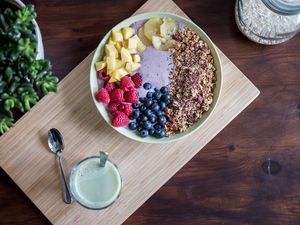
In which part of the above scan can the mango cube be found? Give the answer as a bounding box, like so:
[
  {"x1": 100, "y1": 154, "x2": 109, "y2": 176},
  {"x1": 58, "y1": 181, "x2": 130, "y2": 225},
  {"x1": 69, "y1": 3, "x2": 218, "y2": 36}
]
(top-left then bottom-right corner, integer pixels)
[
  {"x1": 111, "y1": 70, "x2": 123, "y2": 81},
  {"x1": 125, "y1": 62, "x2": 141, "y2": 72},
  {"x1": 115, "y1": 59, "x2": 125, "y2": 69},
  {"x1": 128, "y1": 37, "x2": 138, "y2": 49},
  {"x1": 130, "y1": 35, "x2": 146, "y2": 51},
  {"x1": 106, "y1": 56, "x2": 116, "y2": 71},
  {"x1": 132, "y1": 54, "x2": 141, "y2": 63},
  {"x1": 109, "y1": 76, "x2": 118, "y2": 83},
  {"x1": 121, "y1": 47, "x2": 132, "y2": 63},
  {"x1": 127, "y1": 48, "x2": 138, "y2": 54},
  {"x1": 95, "y1": 61, "x2": 106, "y2": 71},
  {"x1": 111, "y1": 29, "x2": 123, "y2": 42},
  {"x1": 122, "y1": 27, "x2": 135, "y2": 40},
  {"x1": 105, "y1": 44, "x2": 118, "y2": 58}
]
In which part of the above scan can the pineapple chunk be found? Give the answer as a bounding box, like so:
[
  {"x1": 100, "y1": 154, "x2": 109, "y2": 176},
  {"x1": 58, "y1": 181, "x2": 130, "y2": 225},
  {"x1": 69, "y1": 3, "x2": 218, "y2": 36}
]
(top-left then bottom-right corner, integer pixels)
[
  {"x1": 131, "y1": 35, "x2": 146, "y2": 51},
  {"x1": 108, "y1": 38, "x2": 115, "y2": 45},
  {"x1": 127, "y1": 48, "x2": 138, "y2": 54},
  {"x1": 125, "y1": 62, "x2": 141, "y2": 72},
  {"x1": 115, "y1": 59, "x2": 125, "y2": 69},
  {"x1": 111, "y1": 29, "x2": 123, "y2": 42},
  {"x1": 106, "y1": 56, "x2": 116, "y2": 71},
  {"x1": 117, "y1": 68, "x2": 129, "y2": 77},
  {"x1": 128, "y1": 37, "x2": 138, "y2": 49},
  {"x1": 115, "y1": 42, "x2": 122, "y2": 51},
  {"x1": 122, "y1": 40, "x2": 128, "y2": 48},
  {"x1": 122, "y1": 27, "x2": 135, "y2": 40},
  {"x1": 95, "y1": 61, "x2": 106, "y2": 71},
  {"x1": 105, "y1": 44, "x2": 118, "y2": 58},
  {"x1": 121, "y1": 47, "x2": 132, "y2": 63},
  {"x1": 111, "y1": 70, "x2": 123, "y2": 81},
  {"x1": 109, "y1": 76, "x2": 118, "y2": 83},
  {"x1": 132, "y1": 54, "x2": 141, "y2": 63}
]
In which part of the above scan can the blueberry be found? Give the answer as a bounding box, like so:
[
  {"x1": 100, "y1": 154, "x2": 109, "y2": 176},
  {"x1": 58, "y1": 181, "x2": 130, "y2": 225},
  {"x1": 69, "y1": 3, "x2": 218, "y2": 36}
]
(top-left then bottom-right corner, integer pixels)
[
  {"x1": 151, "y1": 103, "x2": 160, "y2": 112},
  {"x1": 140, "y1": 105, "x2": 147, "y2": 111},
  {"x1": 143, "y1": 82, "x2": 152, "y2": 90},
  {"x1": 161, "y1": 94, "x2": 171, "y2": 102},
  {"x1": 132, "y1": 103, "x2": 140, "y2": 109},
  {"x1": 154, "y1": 88, "x2": 159, "y2": 92},
  {"x1": 148, "y1": 115, "x2": 157, "y2": 123},
  {"x1": 143, "y1": 121, "x2": 152, "y2": 130},
  {"x1": 129, "y1": 122, "x2": 137, "y2": 130},
  {"x1": 152, "y1": 99, "x2": 158, "y2": 103},
  {"x1": 154, "y1": 124, "x2": 162, "y2": 130},
  {"x1": 132, "y1": 110, "x2": 140, "y2": 119},
  {"x1": 154, "y1": 129, "x2": 166, "y2": 138},
  {"x1": 140, "y1": 129, "x2": 149, "y2": 138},
  {"x1": 139, "y1": 97, "x2": 146, "y2": 103},
  {"x1": 137, "y1": 126, "x2": 143, "y2": 132},
  {"x1": 159, "y1": 101, "x2": 167, "y2": 110},
  {"x1": 157, "y1": 115, "x2": 167, "y2": 125},
  {"x1": 145, "y1": 99, "x2": 153, "y2": 108},
  {"x1": 146, "y1": 91, "x2": 153, "y2": 98},
  {"x1": 144, "y1": 109, "x2": 152, "y2": 117},
  {"x1": 140, "y1": 115, "x2": 148, "y2": 122},
  {"x1": 153, "y1": 91, "x2": 162, "y2": 100},
  {"x1": 156, "y1": 110, "x2": 163, "y2": 116},
  {"x1": 129, "y1": 115, "x2": 134, "y2": 120},
  {"x1": 160, "y1": 86, "x2": 168, "y2": 94},
  {"x1": 149, "y1": 128, "x2": 155, "y2": 135}
]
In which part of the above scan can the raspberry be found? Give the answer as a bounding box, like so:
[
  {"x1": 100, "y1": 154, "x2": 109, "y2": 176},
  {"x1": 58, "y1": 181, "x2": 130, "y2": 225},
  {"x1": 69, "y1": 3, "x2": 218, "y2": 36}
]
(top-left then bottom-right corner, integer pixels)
[
  {"x1": 120, "y1": 76, "x2": 135, "y2": 91},
  {"x1": 108, "y1": 102, "x2": 119, "y2": 113},
  {"x1": 112, "y1": 111, "x2": 129, "y2": 127},
  {"x1": 95, "y1": 88, "x2": 110, "y2": 104},
  {"x1": 98, "y1": 68, "x2": 109, "y2": 81},
  {"x1": 105, "y1": 82, "x2": 117, "y2": 93},
  {"x1": 123, "y1": 104, "x2": 133, "y2": 116},
  {"x1": 109, "y1": 88, "x2": 124, "y2": 103},
  {"x1": 117, "y1": 104, "x2": 125, "y2": 111},
  {"x1": 131, "y1": 73, "x2": 142, "y2": 88},
  {"x1": 124, "y1": 89, "x2": 138, "y2": 103}
]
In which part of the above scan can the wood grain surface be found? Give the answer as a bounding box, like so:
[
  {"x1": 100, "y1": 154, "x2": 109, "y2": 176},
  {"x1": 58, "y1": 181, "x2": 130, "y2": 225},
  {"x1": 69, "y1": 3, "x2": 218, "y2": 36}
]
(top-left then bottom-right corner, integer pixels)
[{"x1": 0, "y1": 1, "x2": 299, "y2": 225}]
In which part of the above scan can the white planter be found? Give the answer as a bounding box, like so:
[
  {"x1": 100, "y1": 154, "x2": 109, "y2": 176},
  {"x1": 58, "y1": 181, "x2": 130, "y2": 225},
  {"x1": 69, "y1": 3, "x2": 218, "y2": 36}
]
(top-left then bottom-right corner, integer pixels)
[{"x1": 6, "y1": 0, "x2": 44, "y2": 59}]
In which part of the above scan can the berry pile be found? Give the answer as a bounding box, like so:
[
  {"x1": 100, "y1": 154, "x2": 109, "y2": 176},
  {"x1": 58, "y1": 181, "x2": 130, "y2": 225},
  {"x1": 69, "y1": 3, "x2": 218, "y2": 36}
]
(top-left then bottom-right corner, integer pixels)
[
  {"x1": 95, "y1": 71, "x2": 142, "y2": 127},
  {"x1": 128, "y1": 83, "x2": 171, "y2": 138}
]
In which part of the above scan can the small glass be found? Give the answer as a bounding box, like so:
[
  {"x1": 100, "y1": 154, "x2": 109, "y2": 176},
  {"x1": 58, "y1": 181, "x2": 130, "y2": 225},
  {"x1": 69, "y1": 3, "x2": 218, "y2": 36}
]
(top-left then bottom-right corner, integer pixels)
[
  {"x1": 235, "y1": 0, "x2": 300, "y2": 44},
  {"x1": 69, "y1": 152, "x2": 122, "y2": 210}
]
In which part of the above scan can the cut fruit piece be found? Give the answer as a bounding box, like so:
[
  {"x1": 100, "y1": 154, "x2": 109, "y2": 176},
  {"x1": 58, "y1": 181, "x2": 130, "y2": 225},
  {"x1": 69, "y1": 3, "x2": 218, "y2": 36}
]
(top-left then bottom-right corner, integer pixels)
[
  {"x1": 144, "y1": 17, "x2": 162, "y2": 41},
  {"x1": 160, "y1": 18, "x2": 177, "y2": 38},
  {"x1": 111, "y1": 29, "x2": 123, "y2": 42},
  {"x1": 138, "y1": 27, "x2": 152, "y2": 46},
  {"x1": 127, "y1": 48, "x2": 138, "y2": 54},
  {"x1": 121, "y1": 47, "x2": 132, "y2": 63},
  {"x1": 128, "y1": 37, "x2": 138, "y2": 49},
  {"x1": 106, "y1": 56, "x2": 116, "y2": 71},
  {"x1": 115, "y1": 59, "x2": 125, "y2": 69},
  {"x1": 111, "y1": 70, "x2": 123, "y2": 81},
  {"x1": 130, "y1": 34, "x2": 146, "y2": 52},
  {"x1": 95, "y1": 61, "x2": 106, "y2": 71},
  {"x1": 108, "y1": 38, "x2": 116, "y2": 45},
  {"x1": 122, "y1": 40, "x2": 128, "y2": 48},
  {"x1": 109, "y1": 76, "x2": 118, "y2": 83},
  {"x1": 132, "y1": 54, "x2": 141, "y2": 63},
  {"x1": 152, "y1": 36, "x2": 176, "y2": 51},
  {"x1": 105, "y1": 44, "x2": 118, "y2": 58},
  {"x1": 125, "y1": 62, "x2": 141, "y2": 73},
  {"x1": 122, "y1": 27, "x2": 135, "y2": 40},
  {"x1": 117, "y1": 68, "x2": 129, "y2": 77},
  {"x1": 115, "y1": 42, "x2": 122, "y2": 51}
]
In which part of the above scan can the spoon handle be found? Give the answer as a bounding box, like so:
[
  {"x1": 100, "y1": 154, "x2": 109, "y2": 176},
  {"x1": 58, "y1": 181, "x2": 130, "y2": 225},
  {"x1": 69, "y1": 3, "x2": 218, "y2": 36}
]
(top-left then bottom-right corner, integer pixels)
[{"x1": 57, "y1": 155, "x2": 72, "y2": 204}]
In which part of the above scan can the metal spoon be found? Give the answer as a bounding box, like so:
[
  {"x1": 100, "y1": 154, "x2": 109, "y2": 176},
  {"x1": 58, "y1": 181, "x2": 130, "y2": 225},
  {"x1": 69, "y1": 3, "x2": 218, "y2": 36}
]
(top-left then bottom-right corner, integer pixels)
[{"x1": 48, "y1": 128, "x2": 72, "y2": 204}]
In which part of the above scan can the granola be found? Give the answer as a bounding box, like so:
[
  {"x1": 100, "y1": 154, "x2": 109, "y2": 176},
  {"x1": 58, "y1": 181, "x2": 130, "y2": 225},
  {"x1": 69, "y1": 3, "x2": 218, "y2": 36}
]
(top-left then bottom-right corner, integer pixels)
[{"x1": 165, "y1": 27, "x2": 216, "y2": 135}]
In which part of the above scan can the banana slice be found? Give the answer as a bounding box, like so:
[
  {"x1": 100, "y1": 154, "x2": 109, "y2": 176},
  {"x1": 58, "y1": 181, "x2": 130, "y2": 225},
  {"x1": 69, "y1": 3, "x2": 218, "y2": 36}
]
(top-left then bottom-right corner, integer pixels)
[
  {"x1": 138, "y1": 26, "x2": 152, "y2": 46},
  {"x1": 160, "y1": 18, "x2": 177, "y2": 39},
  {"x1": 152, "y1": 36, "x2": 176, "y2": 51},
  {"x1": 144, "y1": 17, "x2": 162, "y2": 42}
]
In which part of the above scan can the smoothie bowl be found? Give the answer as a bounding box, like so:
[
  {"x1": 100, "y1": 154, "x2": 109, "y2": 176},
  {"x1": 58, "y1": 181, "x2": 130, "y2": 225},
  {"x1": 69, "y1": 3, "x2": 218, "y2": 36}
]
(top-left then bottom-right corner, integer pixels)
[{"x1": 90, "y1": 12, "x2": 222, "y2": 143}]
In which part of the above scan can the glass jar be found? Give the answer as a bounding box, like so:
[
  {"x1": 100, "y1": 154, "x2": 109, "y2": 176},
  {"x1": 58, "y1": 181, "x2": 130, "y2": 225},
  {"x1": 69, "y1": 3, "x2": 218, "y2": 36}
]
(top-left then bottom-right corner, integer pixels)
[{"x1": 235, "y1": 0, "x2": 300, "y2": 44}]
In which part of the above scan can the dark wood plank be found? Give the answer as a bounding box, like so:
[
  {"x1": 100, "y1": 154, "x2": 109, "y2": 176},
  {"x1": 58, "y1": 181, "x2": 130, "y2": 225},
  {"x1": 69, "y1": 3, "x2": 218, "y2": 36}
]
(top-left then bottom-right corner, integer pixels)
[{"x1": 0, "y1": 0, "x2": 299, "y2": 224}]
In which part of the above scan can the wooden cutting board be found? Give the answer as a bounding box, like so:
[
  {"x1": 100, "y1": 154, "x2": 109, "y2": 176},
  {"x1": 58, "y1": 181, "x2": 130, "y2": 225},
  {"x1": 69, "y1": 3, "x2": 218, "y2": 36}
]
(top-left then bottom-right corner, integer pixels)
[{"x1": 0, "y1": 0, "x2": 260, "y2": 224}]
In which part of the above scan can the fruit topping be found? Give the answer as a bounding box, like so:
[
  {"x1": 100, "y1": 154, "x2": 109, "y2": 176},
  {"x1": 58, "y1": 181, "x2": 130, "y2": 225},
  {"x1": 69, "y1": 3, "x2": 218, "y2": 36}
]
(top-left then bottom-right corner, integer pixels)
[
  {"x1": 108, "y1": 102, "x2": 120, "y2": 113},
  {"x1": 131, "y1": 73, "x2": 142, "y2": 88},
  {"x1": 124, "y1": 89, "x2": 138, "y2": 103},
  {"x1": 122, "y1": 104, "x2": 133, "y2": 116},
  {"x1": 95, "y1": 88, "x2": 110, "y2": 104},
  {"x1": 105, "y1": 82, "x2": 117, "y2": 93},
  {"x1": 110, "y1": 88, "x2": 125, "y2": 103},
  {"x1": 98, "y1": 67, "x2": 109, "y2": 81},
  {"x1": 120, "y1": 76, "x2": 135, "y2": 91},
  {"x1": 112, "y1": 111, "x2": 129, "y2": 127}
]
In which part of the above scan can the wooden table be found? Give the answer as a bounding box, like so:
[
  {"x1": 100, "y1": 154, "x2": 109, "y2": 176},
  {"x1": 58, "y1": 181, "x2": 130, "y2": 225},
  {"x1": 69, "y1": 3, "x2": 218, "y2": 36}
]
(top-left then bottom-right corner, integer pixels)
[{"x1": 0, "y1": 0, "x2": 299, "y2": 224}]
